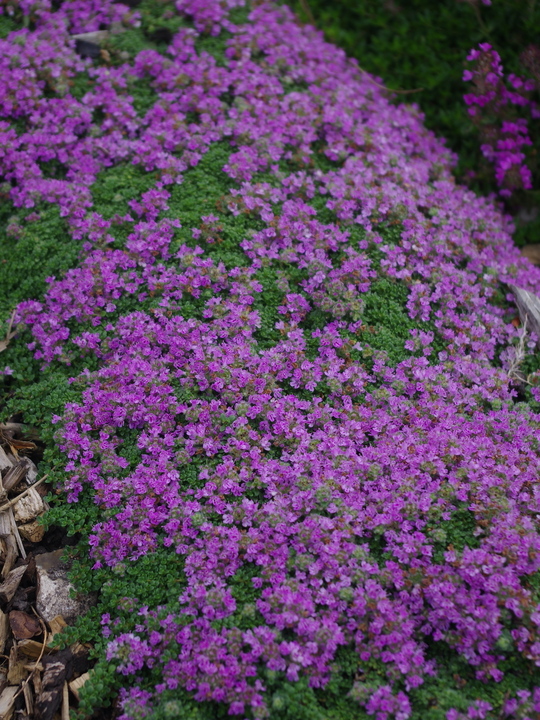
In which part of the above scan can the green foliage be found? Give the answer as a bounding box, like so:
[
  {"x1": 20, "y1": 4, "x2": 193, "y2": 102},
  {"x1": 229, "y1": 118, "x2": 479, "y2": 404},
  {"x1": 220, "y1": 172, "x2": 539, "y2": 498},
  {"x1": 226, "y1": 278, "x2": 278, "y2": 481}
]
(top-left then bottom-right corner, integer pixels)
[
  {"x1": 3, "y1": 370, "x2": 78, "y2": 435},
  {"x1": 44, "y1": 489, "x2": 102, "y2": 544},
  {"x1": 92, "y1": 163, "x2": 159, "y2": 220},
  {"x1": 166, "y1": 141, "x2": 255, "y2": 265},
  {"x1": 0, "y1": 203, "x2": 81, "y2": 320},
  {"x1": 108, "y1": 26, "x2": 156, "y2": 57},
  {"x1": 430, "y1": 504, "x2": 480, "y2": 564},
  {"x1": 0, "y1": 14, "x2": 17, "y2": 38},
  {"x1": 143, "y1": 693, "x2": 230, "y2": 720},
  {"x1": 78, "y1": 659, "x2": 122, "y2": 717},
  {"x1": 357, "y1": 276, "x2": 442, "y2": 365},
  {"x1": 138, "y1": 0, "x2": 187, "y2": 44},
  {"x1": 409, "y1": 642, "x2": 540, "y2": 720}
]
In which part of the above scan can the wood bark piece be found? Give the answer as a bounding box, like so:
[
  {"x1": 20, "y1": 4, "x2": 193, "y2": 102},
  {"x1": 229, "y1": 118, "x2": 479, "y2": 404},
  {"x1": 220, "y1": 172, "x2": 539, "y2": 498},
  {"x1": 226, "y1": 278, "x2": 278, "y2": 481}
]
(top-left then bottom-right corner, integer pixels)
[
  {"x1": 23, "y1": 662, "x2": 43, "y2": 673},
  {"x1": 23, "y1": 682, "x2": 33, "y2": 716},
  {"x1": 36, "y1": 649, "x2": 88, "y2": 720},
  {"x1": 48, "y1": 616, "x2": 67, "y2": 643},
  {"x1": 0, "y1": 449, "x2": 12, "y2": 474},
  {"x1": 13, "y1": 488, "x2": 45, "y2": 523},
  {"x1": 2, "y1": 462, "x2": 28, "y2": 493},
  {"x1": 0, "y1": 505, "x2": 20, "y2": 577},
  {"x1": 62, "y1": 681, "x2": 69, "y2": 720},
  {"x1": 0, "y1": 611, "x2": 8, "y2": 655},
  {"x1": 0, "y1": 423, "x2": 24, "y2": 434},
  {"x1": 0, "y1": 566, "x2": 25, "y2": 604},
  {"x1": 20, "y1": 458, "x2": 38, "y2": 487},
  {"x1": 18, "y1": 519, "x2": 45, "y2": 544},
  {"x1": 18, "y1": 639, "x2": 56, "y2": 661},
  {"x1": 0, "y1": 475, "x2": 48, "y2": 514},
  {"x1": 68, "y1": 672, "x2": 89, "y2": 702},
  {"x1": 7, "y1": 644, "x2": 27, "y2": 685},
  {"x1": 510, "y1": 285, "x2": 540, "y2": 340},
  {"x1": 0, "y1": 686, "x2": 18, "y2": 720},
  {"x1": 1, "y1": 537, "x2": 17, "y2": 579},
  {"x1": 35, "y1": 658, "x2": 66, "y2": 720},
  {"x1": 8, "y1": 509, "x2": 25, "y2": 560}
]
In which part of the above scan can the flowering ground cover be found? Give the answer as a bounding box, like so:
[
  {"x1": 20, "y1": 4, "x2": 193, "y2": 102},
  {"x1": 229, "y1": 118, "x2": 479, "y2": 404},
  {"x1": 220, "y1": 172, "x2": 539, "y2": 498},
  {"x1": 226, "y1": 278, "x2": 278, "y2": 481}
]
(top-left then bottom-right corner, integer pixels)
[
  {"x1": 2, "y1": 0, "x2": 540, "y2": 718},
  {"x1": 287, "y1": 0, "x2": 540, "y2": 245}
]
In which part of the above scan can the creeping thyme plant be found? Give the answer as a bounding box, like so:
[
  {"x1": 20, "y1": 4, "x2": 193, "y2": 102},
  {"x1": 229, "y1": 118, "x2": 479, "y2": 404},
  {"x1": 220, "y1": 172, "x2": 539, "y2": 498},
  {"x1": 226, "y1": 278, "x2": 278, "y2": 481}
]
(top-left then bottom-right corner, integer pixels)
[{"x1": 2, "y1": 0, "x2": 540, "y2": 718}]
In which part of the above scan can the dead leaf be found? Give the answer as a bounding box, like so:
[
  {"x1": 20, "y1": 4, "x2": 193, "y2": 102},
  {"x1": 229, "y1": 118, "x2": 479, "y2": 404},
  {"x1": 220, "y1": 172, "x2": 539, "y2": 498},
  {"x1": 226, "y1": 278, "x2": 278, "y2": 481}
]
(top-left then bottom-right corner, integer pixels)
[
  {"x1": 9, "y1": 611, "x2": 41, "y2": 640},
  {"x1": 5, "y1": 439, "x2": 37, "y2": 453}
]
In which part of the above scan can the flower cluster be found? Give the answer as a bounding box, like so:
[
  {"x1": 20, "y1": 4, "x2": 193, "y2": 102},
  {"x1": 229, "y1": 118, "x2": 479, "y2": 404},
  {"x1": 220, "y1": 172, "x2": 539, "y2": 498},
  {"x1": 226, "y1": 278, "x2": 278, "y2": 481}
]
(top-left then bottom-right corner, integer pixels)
[
  {"x1": 463, "y1": 43, "x2": 538, "y2": 197},
  {"x1": 3, "y1": 0, "x2": 540, "y2": 718},
  {"x1": 0, "y1": 0, "x2": 139, "y2": 33}
]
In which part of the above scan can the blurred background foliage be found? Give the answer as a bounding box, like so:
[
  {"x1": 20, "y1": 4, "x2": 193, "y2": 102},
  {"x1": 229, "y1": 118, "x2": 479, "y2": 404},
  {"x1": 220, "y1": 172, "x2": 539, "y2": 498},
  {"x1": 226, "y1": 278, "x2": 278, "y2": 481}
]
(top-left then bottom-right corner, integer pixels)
[{"x1": 286, "y1": 0, "x2": 540, "y2": 246}]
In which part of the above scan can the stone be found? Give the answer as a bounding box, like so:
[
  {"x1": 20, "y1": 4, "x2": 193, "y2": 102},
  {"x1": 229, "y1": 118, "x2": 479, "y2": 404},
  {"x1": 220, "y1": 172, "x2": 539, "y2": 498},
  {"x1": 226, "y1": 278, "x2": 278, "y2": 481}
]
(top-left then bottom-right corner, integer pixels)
[{"x1": 35, "y1": 551, "x2": 96, "y2": 625}]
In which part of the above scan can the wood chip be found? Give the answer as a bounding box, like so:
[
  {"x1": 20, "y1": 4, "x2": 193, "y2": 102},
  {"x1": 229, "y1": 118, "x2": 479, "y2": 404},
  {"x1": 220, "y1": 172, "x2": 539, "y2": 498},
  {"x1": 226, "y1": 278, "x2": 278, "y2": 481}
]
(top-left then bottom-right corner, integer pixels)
[
  {"x1": 69, "y1": 643, "x2": 89, "y2": 656},
  {"x1": 8, "y1": 508, "x2": 25, "y2": 560},
  {"x1": 20, "y1": 457, "x2": 38, "y2": 486},
  {"x1": 0, "y1": 450, "x2": 12, "y2": 474},
  {"x1": 2, "y1": 461, "x2": 28, "y2": 492},
  {"x1": 0, "y1": 514, "x2": 10, "y2": 538},
  {"x1": 13, "y1": 487, "x2": 45, "y2": 524},
  {"x1": 0, "y1": 685, "x2": 18, "y2": 720},
  {"x1": 0, "y1": 566, "x2": 25, "y2": 604},
  {"x1": 7, "y1": 644, "x2": 27, "y2": 685},
  {"x1": 23, "y1": 681, "x2": 33, "y2": 716},
  {"x1": 32, "y1": 670, "x2": 42, "y2": 697},
  {"x1": 0, "y1": 610, "x2": 8, "y2": 655},
  {"x1": 68, "y1": 672, "x2": 90, "y2": 702},
  {"x1": 1, "y1": 537, "x2": 17, "y2": 579},
  {"x1": 36, "y1": 658, "x2": 66, "y2": 720},
  {"x1": 17, "y1": 519, "x2": 45, "y2": 544},
  {"x1": 0, "y1": 312, "x2": 17, "y2": 357},
  {"x1": 18, "y1": 639, "x2": 56, "y2": 660},
  {"x1": 48, "y1": 616, "x2": 67, "y2": 641},
  {"x1": 23, "y1": 662, "x2": 43, "y2": 673},
  {"x1": 62, "y1": 681, "x2": 69, "y2": 720}
]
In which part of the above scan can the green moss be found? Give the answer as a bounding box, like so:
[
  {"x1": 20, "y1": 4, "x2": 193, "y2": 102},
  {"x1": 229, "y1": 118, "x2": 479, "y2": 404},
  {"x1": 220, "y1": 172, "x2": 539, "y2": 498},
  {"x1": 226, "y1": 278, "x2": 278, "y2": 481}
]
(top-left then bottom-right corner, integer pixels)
[
  {"x1": 0, "y1": 204, "x2": 81, "y2": 320},
  {"x1": 3, "y1": 370, "x2": 79, "y2": 436},
  {"x1": 139, "y1": 0, "x2": 187, "y2": 45},
  {"x1": 91, "y1": 163, "x2": 159, "y2": 220},
  {"x1": 0, "y1": 14, "x2": 17, "y2": 38},
  {"x1": 108, "y1": 27, "x2": 156, "y2": 57}
]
